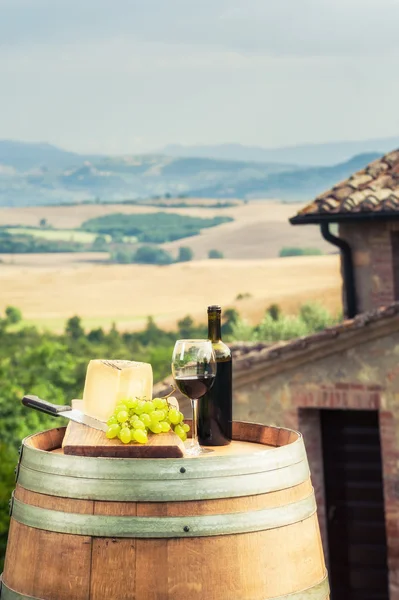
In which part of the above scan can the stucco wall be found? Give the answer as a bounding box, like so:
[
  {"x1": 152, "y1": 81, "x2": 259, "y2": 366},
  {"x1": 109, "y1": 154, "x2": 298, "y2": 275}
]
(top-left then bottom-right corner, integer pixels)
[{"x1": 233, "y1": 330, "x2": 399, "y2": 599}]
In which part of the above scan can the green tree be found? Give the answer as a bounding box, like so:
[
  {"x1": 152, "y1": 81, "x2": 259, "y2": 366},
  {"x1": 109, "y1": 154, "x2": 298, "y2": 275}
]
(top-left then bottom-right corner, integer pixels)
[
  {"x1": 208, "y1": 249, "x2": 224, "y2": 259},
  {"x1": 222, "y1": 308, "x2": 239, "y2": 336},
  {"x1": 39, "y1": 218, "x2": 48, "y2": 228},
  {"x1": 5, "y1": 306, "x2": 22, "y2": 325},
  {"x1": 267, "y1": 303, "x2": 281, "y2": 321},
  {"x1": 65, "y1": 316, "x2": 85, "y2": 340},
  {"x1": 0, "y1": 444, "x2": 16, "y2": 566},
  {"x1": 177, "y1": 315, "x2": 195, "y2": 338},
  {"x1": 299, "y1": 302, "x2": 335, "y2": 332},
  {"x1": 87, "y1": 327, "x2": 105, "y2": 342},
  {"x1": 92, "y1": 235, "x2": 108, "y2": 251},
  {"x1": 177, "y1": 246, "x2": 193, "y2": 262},
  {"x1": 132, "y1": 246, "x2": 174, "y2": 265}
]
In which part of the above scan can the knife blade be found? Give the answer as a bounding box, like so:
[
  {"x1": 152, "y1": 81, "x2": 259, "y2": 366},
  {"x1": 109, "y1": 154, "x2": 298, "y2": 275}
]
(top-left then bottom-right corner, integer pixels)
[{"x1": 22, "y1": 395, "x2": 108, "y2": 432}]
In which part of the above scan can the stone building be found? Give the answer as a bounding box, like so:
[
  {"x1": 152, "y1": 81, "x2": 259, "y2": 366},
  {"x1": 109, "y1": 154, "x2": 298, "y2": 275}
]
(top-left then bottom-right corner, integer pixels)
[{"x1": 156, "y1": 150, "x2": 399, "y2": 600}]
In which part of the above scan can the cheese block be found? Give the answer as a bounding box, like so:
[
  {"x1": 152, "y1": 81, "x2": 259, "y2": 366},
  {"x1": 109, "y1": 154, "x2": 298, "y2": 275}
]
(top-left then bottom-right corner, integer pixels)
[{"x1": 82, "y1": 359, "x2": 153, "y2": 422}]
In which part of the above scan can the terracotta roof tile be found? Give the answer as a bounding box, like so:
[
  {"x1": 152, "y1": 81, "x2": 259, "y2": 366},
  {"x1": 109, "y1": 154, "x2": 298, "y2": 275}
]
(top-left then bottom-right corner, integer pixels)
[{"x1": 291, "y1": 149, "x2": 399, "y2": 222}]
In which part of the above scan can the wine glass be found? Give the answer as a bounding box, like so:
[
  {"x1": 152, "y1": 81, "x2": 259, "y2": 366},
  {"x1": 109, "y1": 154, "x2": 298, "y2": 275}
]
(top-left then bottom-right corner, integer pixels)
[{"x1": 172, "y1": 339, "x2": 216, "y2": 456}]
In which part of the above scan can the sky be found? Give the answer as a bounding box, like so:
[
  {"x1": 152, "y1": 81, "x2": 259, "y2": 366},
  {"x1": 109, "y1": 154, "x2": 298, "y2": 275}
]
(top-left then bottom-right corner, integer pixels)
[{"x1": 1, "y1": 0, "x2": 399, "y2": 154}]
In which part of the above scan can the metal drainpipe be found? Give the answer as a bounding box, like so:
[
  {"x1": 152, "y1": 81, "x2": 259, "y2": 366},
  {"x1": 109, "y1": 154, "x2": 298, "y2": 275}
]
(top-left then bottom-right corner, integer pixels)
[{"x1": 320, "y1": 222, "x2": 357, "y2": 318}]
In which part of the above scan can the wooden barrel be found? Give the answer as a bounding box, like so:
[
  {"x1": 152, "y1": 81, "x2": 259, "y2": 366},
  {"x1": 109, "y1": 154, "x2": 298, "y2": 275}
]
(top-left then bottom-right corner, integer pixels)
[{"x1": 1, "y1": 423, "x2": 329, "y2": 600}]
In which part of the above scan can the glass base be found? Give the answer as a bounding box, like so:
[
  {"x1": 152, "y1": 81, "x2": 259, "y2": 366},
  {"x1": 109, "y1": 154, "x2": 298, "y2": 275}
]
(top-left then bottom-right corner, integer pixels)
[{"x1": 184, "y1": 440, "x2": 214, "y2": 456}]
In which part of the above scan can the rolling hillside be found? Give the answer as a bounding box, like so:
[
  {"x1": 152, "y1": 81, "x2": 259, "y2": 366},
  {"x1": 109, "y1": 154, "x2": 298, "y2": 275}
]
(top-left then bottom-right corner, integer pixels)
[
  {"x1": 0, "y1": 201, "x2": 333, "y2": 259},
  {"x1": 0, "y1": 256, "x2": 341, "y2": 333},
  {"x1": 0, "y1": 139, "x2": 386, "y2": 206},
  {"x1": 191, "y1": 153, "x2": 381, "y2": 200},
  {"x1": 0, "y1": 141, "x2": 297, "y2": 206}
]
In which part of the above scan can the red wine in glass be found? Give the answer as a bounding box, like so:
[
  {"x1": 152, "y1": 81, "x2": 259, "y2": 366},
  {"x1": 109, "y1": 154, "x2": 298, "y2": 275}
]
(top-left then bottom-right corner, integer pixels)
[
  {"x1": 171, "y1": 339, "x2": 216, "y2": 456},
  {"x1": 174, "y1": 375, "x2": 215, "y2": 400}
]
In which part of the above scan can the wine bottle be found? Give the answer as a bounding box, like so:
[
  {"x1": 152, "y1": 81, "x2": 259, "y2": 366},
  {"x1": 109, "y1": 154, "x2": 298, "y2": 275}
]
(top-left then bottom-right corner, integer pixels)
[{"x1": 198, "y1": 305, "x2": 232, "y2": 446}]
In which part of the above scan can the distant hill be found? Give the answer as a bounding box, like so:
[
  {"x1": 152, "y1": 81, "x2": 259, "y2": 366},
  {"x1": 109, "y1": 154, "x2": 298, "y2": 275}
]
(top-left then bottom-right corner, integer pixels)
[
  {"x1": 161, "y1": 138, "x2": 399, "y2": 167},
  {"x1": 0, "y1": 144, "x2": 298, "y2": 207},
  {"x1": 190, "y1": 153, "x2": 382, "y2": 201},
  {"x1": 0, "y1": 138, "x2": 386, "y2": 206},
  {"x1": 0, "y1": 140, "x2": 98, "y2": 171}
]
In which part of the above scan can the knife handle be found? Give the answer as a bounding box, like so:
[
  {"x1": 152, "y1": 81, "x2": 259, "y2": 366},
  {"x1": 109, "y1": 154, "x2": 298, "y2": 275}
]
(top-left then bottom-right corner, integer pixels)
[{"x1": 22, "y1": 395, "x2": 72, "y2": 416}]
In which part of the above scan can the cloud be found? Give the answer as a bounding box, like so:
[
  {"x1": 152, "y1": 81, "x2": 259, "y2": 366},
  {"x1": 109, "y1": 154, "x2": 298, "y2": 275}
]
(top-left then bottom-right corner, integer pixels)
[
  {"x1": 1, "y1": 0, "x2": 399, "y2": 154},
  {"x1": 1, "y1": 0, "x2": 399, "y2": 57}
]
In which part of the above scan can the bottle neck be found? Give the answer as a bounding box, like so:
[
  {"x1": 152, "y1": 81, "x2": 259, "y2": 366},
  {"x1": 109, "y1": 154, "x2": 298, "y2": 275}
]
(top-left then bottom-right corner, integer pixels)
[{"x1": 208, "y1": 312, "x2": 222, "y2": 342}]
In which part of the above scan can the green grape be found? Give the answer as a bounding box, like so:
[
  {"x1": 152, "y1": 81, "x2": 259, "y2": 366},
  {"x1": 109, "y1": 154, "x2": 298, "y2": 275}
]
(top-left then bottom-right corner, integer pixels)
[
  {"x1": 135, "y1": 400, "x2": 146, "y2": 415},
  {"x1": 106, "y1": 424, "x2": 121, "y2": 439},
  {"x1": 178, "y1": 411, "x2": 184, "y2": 423},
  {"x1": 119, "y1": 427, "x2": 132, "y2": 444},
  {"x1": 151, "y1": 410, "x2": 165, "y2": 422},
  {"x1": 133, "y1": 429, "x2": 148, "y2": 444},
  {"x1": 132, "y1": 419, "x2": 145, "y2": 430},
  {"x1": 182, "y1": 423, "x2": 190, "y2": 433},
  {"x1": 144, "y1": 400, "x2": 155, "y2": 413},
  {"x1": 107, "y1": 416, "x2": 118, "y2": 426},
  {"x1": 174, "y1": 425, "x2": 187, "y2": 441},
  {"x1": 125, "y1": 398, "x2": 138, "y2": 409},
  {"x1": 117, "y1": 410, "x2": 129, "y2": 423},
  {"x1": 114, "y1": 403, "x2": 128, "y2": 414},
  {"x1": 141, "y1": 413, "x2": 151, "y2": 427},
  {"x1": 160, "y1": 421, "x2": 171, "y2": 433},
  {"x1": 153, "y1": 398, "x2": 167, "y2": 409},
  {"x1": 149, "y1": 422, "x2": 162, "y2": 434},
  {"x1": 168, "y1": 408, "x2": 180, "y2": 425}
]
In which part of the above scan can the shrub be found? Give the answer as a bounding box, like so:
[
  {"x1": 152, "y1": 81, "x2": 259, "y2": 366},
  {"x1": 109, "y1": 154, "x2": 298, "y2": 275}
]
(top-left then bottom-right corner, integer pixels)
[
  {"x1": 5, "y1": 306, "x2": 22, "y2": 325},
  {"x1": 279, "y1": 247, "x2": 323, "y2": 257},
  {"x1": 177, "y1": 247, "x2": 193, "y2": 262},
  {"x1": 91, "y1": 235, "x2": 108, "y2": 251},
  {"x1": 256, "y1": 313, "x2": 310, "y2": 341},
  {"x1": 299, "y1": 302, "x2": 336, "y2": 332},
  {"x1": 112, "y1": 249, "x2": 132, "y2": 264},
  {"x1": 208, "y1": 249, "x2": 224, "y2": 259},
  {"x1": 133, "y1": 246, "x2": 174, "y2": 265},
  {"x1": 229, "y1": 302, "x2": 340, "y2": 343},
  {"x1": 236, "y1": 292, "x2": 252, "y2": 300},
  {"x1": 267, "y1": 303, "x2": 281, "y2": 321}
]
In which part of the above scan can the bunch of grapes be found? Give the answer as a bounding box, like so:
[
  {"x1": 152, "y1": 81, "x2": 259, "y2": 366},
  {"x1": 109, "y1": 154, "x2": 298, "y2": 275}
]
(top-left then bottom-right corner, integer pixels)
[{"x1": 105, "y1": 395, "x2": 190, "y2": 444}]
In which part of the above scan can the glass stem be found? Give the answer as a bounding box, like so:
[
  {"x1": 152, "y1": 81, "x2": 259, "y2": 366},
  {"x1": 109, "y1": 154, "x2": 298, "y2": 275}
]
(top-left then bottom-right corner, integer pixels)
[{"x1": 191, "y1": 398, "x2": 198, "y2": 446}]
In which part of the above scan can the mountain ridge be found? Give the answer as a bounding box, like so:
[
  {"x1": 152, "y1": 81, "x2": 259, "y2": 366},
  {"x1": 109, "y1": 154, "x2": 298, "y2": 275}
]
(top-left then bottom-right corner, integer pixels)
[
  {"x1": 0, "y1": 138, "x2": 386, "y2": 206},
  {"x1": 160, "y1": 137, "x2": 399, "y2": 166}
]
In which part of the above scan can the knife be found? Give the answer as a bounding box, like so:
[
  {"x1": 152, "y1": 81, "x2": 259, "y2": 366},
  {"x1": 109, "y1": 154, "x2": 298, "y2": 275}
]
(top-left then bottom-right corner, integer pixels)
[{"x1": 22, "y1": 395, "x2": 108, "y2": 432}]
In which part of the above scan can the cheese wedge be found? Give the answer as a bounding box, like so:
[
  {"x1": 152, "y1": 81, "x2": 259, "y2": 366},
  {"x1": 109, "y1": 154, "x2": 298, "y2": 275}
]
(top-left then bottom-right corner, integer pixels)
[{"x1": 83, "y1": 359, "x2": 153, "y2": 422}]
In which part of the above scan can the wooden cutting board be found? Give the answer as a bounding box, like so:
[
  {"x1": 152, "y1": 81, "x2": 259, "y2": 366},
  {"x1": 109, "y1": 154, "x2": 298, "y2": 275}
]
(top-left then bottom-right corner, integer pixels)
[{"x1": 62, "y1": 400, "x2": 185, "y2": 458}]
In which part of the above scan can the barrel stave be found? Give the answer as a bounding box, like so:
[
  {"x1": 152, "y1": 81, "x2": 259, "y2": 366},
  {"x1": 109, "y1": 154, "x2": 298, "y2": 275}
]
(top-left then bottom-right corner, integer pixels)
[{"x1": 2, "y1": 424, "x2": 329, "y2": 600}]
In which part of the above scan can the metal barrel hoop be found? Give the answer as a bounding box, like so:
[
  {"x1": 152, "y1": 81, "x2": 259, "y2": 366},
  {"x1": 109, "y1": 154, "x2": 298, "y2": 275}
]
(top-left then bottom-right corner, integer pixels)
[{"x1": 11, "y1": 493, "x2": 317, "y2": 538}]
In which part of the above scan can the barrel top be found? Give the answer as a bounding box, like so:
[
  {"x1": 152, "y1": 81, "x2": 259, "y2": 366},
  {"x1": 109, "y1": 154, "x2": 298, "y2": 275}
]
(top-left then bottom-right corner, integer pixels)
[
  {"x1": 20, "y1": 422, "x2": 305, "y2": 478},
  {"x1": 18, "y1": 423, "x2": 309, "y2": 501},
  {"x1": 23, "y1": 421, "x2": 302, "y2": 457}
]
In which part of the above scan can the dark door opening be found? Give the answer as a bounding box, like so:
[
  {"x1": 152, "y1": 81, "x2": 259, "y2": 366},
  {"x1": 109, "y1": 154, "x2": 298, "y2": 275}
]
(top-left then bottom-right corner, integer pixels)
[{"x1": 321, "y1": 409, "x2": 389, "y2": 600}]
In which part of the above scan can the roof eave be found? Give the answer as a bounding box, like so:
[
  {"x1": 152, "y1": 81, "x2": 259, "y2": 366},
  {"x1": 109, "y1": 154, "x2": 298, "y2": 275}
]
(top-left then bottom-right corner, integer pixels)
[{"x1": 290, "y1": 211, "x2": 399, "y2": 225}]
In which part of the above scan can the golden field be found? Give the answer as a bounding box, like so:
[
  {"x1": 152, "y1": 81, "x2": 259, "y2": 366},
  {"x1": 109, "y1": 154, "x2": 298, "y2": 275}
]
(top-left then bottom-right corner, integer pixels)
[{"x1": 0, "y1": 255, "x2": 341, "y2": 332}]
